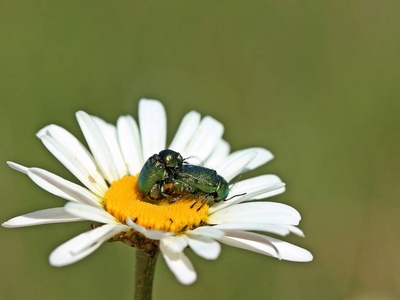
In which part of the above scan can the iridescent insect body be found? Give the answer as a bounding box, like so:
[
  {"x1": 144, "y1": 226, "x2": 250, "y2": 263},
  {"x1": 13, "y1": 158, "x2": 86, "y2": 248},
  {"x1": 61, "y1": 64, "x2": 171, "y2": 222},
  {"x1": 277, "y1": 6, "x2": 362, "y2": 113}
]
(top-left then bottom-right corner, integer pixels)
[
  {"x1": 138, "y1": 149, "x2": 236, "y2": 210},
  {"x1": 137, "y1": 149, "x2": 183, "y2": 200},
  {"x1": 172, "y1": 165, "x2": 230, "y2": 208}
]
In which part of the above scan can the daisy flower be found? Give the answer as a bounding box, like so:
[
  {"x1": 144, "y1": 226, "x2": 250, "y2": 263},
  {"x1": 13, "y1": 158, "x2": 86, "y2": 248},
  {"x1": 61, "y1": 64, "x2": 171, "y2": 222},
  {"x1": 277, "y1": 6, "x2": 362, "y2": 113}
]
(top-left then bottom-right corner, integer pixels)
[{"x1": 3, "y1": 99, "x2": 312, "y2": 286}]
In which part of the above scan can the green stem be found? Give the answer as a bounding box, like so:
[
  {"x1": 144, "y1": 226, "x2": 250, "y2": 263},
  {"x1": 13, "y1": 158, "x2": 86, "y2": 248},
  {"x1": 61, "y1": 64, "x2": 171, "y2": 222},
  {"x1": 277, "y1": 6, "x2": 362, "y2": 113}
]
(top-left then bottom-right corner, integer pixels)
[{"x1": 134, "y1": 248, "x2": 159, "y2": 300}]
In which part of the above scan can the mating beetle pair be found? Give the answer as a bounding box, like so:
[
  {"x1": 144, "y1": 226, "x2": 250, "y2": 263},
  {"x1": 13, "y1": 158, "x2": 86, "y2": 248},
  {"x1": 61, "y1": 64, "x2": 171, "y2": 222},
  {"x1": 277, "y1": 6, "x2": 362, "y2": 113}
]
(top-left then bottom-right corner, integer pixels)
[
  {"x1": 137, "y1": 149, "x2": 230, "y2": 209},
  {"x1": 137, "y1": 149, "x2": 184, "y2": 200}
]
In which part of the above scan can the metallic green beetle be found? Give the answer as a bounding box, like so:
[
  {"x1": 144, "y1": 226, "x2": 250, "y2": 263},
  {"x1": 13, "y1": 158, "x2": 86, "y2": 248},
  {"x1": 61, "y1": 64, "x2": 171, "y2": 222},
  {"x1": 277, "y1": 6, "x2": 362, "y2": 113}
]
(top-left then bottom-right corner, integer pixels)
[
  {"x1": 138, "y1": 150, "x2": 236, "y2": 210},
  {"x1": 138, "y1": 149, "x2": 184, "y2": 200},
  {"x1": 171, "y1": 164, "x2": 230, "y2": 209}
]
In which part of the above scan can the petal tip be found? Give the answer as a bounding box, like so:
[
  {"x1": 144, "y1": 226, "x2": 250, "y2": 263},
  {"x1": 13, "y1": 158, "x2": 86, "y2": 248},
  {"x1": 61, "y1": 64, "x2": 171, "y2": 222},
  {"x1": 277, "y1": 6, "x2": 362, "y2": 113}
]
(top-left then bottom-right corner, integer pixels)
[
  {"x1": 49, "y1": 253, "x2": 64, "y2": 267},
  {"x1": 36, "y1": 126, "x2": 49, "y2": 138},
  {"x1": 139, "y1": 98, "x2": 161, "y2": 104},
  {"x1": 75, "y1": 110, "x2": 89, "y2": 120},
  {"x1": 2, "y1": 221, "x2": 11, "y2": 228},
  {"x1": 6, "y1": 161, "x2": 28, "y2": 174},
  {"x1": 302, "y1": 251, "x2": 313, "y2": 262},
  {"x1": 179, "y1": 275, "x2": 197, "y2": 285}
]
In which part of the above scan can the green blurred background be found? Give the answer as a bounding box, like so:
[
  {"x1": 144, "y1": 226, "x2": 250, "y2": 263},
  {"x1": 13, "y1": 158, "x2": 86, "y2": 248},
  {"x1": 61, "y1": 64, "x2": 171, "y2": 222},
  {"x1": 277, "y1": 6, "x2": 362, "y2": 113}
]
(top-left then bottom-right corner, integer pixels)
[{"x1": 1, "y1": 1, "x2": 399, "y2": 299}]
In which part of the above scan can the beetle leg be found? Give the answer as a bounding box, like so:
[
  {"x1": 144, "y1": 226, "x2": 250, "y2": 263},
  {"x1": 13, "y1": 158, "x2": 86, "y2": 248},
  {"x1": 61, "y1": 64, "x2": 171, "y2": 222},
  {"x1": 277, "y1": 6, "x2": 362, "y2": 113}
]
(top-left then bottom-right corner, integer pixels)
[
  {"x1": 160, "y1": 192, "x2": 174, "y2": 200},
  {"x1": 148, "y1": 182, "x2": 163, "y2": 200},
  {"x1": 196, "y1": 199, "x2": 208, "y2": 211},
  {"x1": 190, "y1": 194, "x2": 207, "y2": 209},
  {"x1": 196, "y1": 195, "x2": 214, "y2": 211},
  {"x1": 168, "y1": 194, "x2": 183, "y2": 204},
  {"x1": 172, "y1": 179, "x2": 193, "y2": 193}
]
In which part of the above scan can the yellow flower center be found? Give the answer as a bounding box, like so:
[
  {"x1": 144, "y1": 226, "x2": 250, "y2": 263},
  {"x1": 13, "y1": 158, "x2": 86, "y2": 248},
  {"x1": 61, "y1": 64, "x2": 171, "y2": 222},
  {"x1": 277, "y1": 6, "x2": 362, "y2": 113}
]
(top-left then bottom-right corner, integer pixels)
[{"x1": 104, "y1": 175, "x2": 209, "y2": 232}]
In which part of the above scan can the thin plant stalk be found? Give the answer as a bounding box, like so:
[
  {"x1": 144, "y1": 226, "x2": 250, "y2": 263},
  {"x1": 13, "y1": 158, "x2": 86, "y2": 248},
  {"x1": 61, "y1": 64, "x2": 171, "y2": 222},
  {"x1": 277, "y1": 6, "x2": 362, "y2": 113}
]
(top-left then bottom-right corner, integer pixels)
[{"x1": 134, "y1": 248, "x2": 159, "y2": 300}]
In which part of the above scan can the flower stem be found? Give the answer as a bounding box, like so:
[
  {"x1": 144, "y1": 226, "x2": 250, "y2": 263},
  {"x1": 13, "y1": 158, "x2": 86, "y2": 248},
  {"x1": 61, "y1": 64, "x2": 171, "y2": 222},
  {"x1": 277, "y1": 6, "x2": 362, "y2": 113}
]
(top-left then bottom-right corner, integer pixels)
[{"x1": 134, "y1": 248, "x2": 159, "y2": 300}]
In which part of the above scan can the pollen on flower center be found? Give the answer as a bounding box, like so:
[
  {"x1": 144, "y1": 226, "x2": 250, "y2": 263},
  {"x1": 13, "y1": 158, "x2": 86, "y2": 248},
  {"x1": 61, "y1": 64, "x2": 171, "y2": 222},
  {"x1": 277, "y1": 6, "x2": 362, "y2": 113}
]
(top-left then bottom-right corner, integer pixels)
[{"x1": 104, "y1": 175, "x2": 209, "y2": 232}]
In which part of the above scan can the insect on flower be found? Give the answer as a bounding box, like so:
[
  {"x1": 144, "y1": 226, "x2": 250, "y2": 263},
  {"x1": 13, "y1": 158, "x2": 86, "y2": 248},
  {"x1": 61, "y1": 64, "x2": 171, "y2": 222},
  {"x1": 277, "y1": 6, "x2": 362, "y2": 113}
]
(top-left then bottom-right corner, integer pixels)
[
  {"x1": 138, "y1": 149, "x2": 240, "y2": 210},
  {"x1": 2, "y1": 99, "x2": 313, "y2": 286},
  {"x1": 137, "y1": 149, "x2": 184, "y2": 200}
]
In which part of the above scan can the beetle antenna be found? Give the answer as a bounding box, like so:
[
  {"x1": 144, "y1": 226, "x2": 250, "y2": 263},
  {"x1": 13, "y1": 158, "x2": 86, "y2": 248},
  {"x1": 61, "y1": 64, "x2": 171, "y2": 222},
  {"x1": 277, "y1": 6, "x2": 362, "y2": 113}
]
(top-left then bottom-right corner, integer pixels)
[
  {"x1": 184, "y1": 155, "x2": 203, "y2": 166},
  {"x1": 224, "y1": 192, "x2": 246, "y2": 201}
]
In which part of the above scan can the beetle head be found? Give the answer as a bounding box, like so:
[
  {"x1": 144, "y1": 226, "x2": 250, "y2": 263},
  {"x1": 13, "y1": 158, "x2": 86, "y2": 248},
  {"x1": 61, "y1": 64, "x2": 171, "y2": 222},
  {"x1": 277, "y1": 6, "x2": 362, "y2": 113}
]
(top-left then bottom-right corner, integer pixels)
[{"x1": 159, "y1": 149, "x2": 183, "y2": 170}]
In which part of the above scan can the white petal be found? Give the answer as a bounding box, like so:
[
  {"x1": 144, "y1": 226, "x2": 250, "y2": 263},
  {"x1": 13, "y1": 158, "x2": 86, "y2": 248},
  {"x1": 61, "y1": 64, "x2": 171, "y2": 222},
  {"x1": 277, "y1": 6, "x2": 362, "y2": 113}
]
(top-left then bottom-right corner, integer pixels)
[
  {"x1": 187, "y1": 235, "x2": 221, "y2": 260},
  {"x1": 219, "y1": 231, "x2": 313, "y2": 262},
  {"x1": 76, "y1": 111, "x2": 119, "y2": 183},
  {"x1": 271, "y1": 237, "x2": 314, "y2": 261},
  {"x1": 282, "y1": 225, "x2": 305, "y2": 237},
  {"x1": 183, "y1": 116, "x2": 224, "y2": 163},
  {"x1": 160, "y1": 235, "x2": 189, "y2": 253},
  {"x1": 209, "y1": 182, "x2": 285, "y2": 214},
  {"x1": 36, "y1": 125, "x2": 95, "y2": 168},
  {"x1": 92, "y1": 116, "x2": 128, "y2": 179},
  {"x1": 6, "y1": 163, "x2": 100, "y2": 208},
  {"x1": 139, "y1": 99, "x2": 167, "y2": 160},
  {"x1": 232, "y1": 148, "x2": 274, "y2": 173},
  {"x1": 40, "y1": 135, "x2": 107, "y2": 196},
  {"x1": 70, "y1": 224, "x2": 129, "y2": 255},
  {"x1": 160, "y1": 240, "x2": 197, "y2": 285},
  {"x1": 228, "y1": 174, "x2": 282, "y2": 197},
  {"x1": 218, "y1": 232, "x2": 280, "y2": 259},
  {"x1": 227, "y1": 175, "x2": 286, "y2": 201},
  {"x1": 64, "y1": 202, "x2": 118, "y2": 224},
  {"x1": 217, "y1": 148, "x2": 273, "y2": 180},
  {"x1": 187, "y1": 226, "x2": 225, "y2": 239},
  {"x1": 117, "y1": 115, "x2": 143, "y2": 175},
  {"x1": 36, "y1": 125, "x2": 51, "y2": 138},
  {"x1": 27, "y1": 169, "x2": 76, "y2": 202},
  {"x1": 214, "y1": 223, "x2": 291, "y2": 236},
  {"x1": 37, "y1": 125, "x2": 108, "y2": 193},
  {"x1": 208, "y1": 201, "x2": 301, "y2": 225},
  {"x1": 7, "y1": 161, "x2": 28, "y2": 174},
  {"x1": 49, "y1": 224, "x2": 128, "y2": 267},
  {"x1": 203, "y1": 140, "x2": 230, "y2": 169},
  {"x1": 169, "y1": 111, "x2": 201, "y2": 153},
  {"x1": 27, "y1": 168, "x2": 103, "y2": 207},
  {"x1": 126, "y1": 217, "x2": 173, "y2": 240},
  {"x1": 2, "y1": 208, "x2": 83, "y2": 228},
  {"x1": 218, "y1": 150, "x2": 257, "y2": 182},
  {"x1": 254, "y1": 186, "x2": 286, "y2": 200}
]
